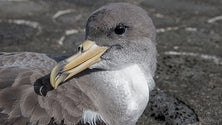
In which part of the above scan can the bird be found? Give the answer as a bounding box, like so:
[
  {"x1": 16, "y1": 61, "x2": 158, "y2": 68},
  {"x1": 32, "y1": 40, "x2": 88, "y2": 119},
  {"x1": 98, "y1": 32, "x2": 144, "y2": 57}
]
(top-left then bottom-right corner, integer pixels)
[{"x1": 0, "y1": 3, "x2": 157, "y2": 125}]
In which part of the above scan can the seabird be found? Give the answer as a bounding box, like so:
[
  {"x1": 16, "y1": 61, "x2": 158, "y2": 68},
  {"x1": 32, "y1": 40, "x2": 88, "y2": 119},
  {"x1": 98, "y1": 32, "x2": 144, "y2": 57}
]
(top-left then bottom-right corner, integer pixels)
[{"x1": 0, "y1": 3, "x2": 157, "y2": 125}]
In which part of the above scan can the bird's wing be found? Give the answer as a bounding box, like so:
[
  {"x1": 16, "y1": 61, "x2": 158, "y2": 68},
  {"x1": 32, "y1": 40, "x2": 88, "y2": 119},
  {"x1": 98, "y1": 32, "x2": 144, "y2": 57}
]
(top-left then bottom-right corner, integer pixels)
[{"x1": 0, "y1": 52, "x2": 95, "y2": 125}]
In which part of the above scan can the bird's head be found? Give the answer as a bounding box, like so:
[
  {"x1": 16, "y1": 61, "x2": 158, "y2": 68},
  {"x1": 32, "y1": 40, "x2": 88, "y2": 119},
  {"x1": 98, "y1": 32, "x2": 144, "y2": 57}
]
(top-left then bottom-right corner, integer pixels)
[{"x1": 50, "y1": 3, "x2": 157, "y2": 89}]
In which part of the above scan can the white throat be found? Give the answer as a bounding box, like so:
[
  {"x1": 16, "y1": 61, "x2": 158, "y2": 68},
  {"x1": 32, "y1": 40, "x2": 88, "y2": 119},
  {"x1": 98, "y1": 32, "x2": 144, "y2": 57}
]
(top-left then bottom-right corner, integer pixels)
[{"x1": 78, "y1": 64, "x2": 153, "y2": 125}]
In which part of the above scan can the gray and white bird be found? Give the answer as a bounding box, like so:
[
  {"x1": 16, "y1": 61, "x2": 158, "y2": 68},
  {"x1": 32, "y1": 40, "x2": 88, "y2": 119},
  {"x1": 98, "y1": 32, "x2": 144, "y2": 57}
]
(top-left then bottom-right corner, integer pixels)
[{"x1": 0, "y1": 3, "x2": 157, "y2": 125}]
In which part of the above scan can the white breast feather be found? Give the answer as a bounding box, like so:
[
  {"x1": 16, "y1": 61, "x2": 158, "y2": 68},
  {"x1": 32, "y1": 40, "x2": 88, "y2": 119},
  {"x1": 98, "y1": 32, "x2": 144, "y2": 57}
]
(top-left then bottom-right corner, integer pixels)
[
  {"x1": 81, "y1": 110, "x2": 104, "y2": 125},
  {"x1": 121, "y1": 64, "x2": 150, "y2": 113},
  {"x1": 121, "y1": 64, "x2": 149, "y2": 96},
  {"x1": 81, "y1": 64, "x2": 152, "y2": 125}
]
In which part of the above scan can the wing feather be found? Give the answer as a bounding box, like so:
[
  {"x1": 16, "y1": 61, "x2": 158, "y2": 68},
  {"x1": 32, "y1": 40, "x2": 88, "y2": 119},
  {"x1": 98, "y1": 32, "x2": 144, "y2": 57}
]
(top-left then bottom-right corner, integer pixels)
[{"x1": 0, "y1": 52, "x2": 95, "y2": 124}]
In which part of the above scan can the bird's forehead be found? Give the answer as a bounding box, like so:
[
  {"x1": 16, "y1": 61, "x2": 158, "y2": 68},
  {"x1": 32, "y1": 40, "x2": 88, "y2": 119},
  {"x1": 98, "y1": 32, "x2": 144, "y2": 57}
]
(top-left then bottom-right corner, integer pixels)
[
  {"x1": 87, "y1": 9, "x2": 116, "y2": 29},
  {"x1": 87, "y1": 3, "x2": 148, "y2": 29}
]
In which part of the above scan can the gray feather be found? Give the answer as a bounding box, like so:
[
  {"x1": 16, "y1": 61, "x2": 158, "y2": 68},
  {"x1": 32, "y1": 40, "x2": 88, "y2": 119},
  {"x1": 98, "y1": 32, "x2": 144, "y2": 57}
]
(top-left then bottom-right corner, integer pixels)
[{"x1": 0, "y1": 52, "x2": 94, "y2": 124}]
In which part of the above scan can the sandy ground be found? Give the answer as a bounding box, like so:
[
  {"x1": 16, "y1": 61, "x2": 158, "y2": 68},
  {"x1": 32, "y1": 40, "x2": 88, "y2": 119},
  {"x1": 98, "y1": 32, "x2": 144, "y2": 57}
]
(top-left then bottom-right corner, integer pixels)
[{"x1": 0, "y1": 0, "x2": 221, "y2": 125}]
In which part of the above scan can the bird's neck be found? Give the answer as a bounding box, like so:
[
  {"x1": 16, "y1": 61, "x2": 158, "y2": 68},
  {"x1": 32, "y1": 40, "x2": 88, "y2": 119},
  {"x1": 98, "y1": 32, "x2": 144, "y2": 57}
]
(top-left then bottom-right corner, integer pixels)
[
  {"x1": 140, "y1": 62, "x2": 156, "y2": 91},
  {"x1": 76, "y1": 64, "x2": 150, "y2": 125}
]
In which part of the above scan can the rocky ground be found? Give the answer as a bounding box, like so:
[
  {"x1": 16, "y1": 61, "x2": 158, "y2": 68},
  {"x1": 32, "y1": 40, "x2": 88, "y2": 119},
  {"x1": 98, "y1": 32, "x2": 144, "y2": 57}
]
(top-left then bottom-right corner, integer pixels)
[{"x1": 0, "y1": 0, "x2": 221, "y2": 125}]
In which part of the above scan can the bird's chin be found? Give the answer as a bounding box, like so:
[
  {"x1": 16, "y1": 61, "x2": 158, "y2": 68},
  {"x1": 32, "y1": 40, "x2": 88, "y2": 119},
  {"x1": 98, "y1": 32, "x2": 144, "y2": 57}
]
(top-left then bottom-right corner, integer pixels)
[
  {"x1": 89, "y1": 59, "x2": 118, "y2": 71},
  {"x1": 89, "y1": 59, "x2": 108, "y2": 70}
]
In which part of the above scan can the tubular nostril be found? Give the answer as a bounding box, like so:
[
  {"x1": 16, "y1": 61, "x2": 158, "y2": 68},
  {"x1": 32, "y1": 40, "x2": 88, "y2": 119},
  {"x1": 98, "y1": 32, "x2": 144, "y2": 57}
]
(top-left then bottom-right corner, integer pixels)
[{"x1": 78, "y1": 45, "x2": 83, "y2": 52}]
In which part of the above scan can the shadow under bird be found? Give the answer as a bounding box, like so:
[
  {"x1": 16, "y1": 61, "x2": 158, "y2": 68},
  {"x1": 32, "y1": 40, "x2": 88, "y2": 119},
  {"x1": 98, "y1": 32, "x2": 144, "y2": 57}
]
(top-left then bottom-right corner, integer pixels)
[{"x1": 0, "y1": 3, "x2": 157, "y2": 125}]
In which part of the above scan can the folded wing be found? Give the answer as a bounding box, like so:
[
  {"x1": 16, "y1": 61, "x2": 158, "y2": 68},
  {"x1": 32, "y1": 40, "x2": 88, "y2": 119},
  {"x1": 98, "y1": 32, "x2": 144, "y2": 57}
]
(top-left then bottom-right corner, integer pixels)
[{"x1": 0, "y1": 52, "x2": 95, "y2": 125}]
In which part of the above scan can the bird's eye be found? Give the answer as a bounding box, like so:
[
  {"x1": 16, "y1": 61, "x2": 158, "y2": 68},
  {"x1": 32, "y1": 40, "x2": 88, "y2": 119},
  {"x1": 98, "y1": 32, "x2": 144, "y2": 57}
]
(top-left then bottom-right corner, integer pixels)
[{"x1": 114, "y1": 24, "x2": 127, "y2": 35}]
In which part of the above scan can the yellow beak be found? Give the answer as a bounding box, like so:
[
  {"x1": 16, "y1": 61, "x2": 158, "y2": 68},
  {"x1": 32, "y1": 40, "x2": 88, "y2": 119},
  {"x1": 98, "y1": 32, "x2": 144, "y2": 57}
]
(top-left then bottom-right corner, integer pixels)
[{"x1": 50, "y1": 40, "x2": 108, "y2": 89}]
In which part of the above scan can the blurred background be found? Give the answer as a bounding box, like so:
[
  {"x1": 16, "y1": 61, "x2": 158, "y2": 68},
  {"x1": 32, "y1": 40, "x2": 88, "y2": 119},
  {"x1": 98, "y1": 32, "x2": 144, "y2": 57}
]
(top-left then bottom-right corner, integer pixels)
[{"x1": 0, "y1": 0, "x2": 221, "y2": 124}]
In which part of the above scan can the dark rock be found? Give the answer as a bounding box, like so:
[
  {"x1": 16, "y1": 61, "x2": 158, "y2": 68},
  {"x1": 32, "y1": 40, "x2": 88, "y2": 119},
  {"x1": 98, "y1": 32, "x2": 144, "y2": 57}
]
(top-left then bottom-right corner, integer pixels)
[
  {"x1": 0, "y1": 22, "x2": 38, "y2": 46},
  {"x1": 146, "y1": 89, "x2": 199, "y2": 125}
]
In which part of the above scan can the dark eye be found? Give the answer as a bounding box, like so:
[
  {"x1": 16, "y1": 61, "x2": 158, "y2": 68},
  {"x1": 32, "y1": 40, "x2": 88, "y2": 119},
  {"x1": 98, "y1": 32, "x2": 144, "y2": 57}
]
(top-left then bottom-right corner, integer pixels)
[{"x1": 114, "y1": 24, "x2": 127, "y2": 35}]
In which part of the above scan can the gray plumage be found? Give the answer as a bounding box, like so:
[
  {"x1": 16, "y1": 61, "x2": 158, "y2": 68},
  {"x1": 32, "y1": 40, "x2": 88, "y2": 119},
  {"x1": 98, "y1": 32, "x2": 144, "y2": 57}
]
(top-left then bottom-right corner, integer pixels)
[{"x1": 0, "y1": 3, "x2": 157, "y2": 125}]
